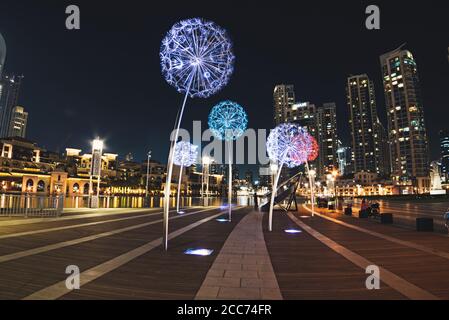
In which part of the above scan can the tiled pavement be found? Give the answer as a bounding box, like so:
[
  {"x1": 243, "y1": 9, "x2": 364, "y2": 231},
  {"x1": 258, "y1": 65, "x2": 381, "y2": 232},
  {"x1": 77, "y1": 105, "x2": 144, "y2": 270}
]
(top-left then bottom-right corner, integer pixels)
[{"x1": 195, "y1": 210, "x2": 282, "y2": 300}]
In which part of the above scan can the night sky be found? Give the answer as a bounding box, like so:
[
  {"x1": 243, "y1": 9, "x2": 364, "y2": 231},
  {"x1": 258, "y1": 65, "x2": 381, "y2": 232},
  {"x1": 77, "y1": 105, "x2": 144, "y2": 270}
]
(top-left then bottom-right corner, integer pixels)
[{"x1": 0, "y1": 1, "x2": 447, "y2": 176}]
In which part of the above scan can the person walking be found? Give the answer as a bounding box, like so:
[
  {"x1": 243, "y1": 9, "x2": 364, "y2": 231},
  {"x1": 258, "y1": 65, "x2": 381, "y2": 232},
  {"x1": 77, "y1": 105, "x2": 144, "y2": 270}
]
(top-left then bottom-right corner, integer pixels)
[{"x1": 253, "y1": 191, "x2": 259, "y2": 210}]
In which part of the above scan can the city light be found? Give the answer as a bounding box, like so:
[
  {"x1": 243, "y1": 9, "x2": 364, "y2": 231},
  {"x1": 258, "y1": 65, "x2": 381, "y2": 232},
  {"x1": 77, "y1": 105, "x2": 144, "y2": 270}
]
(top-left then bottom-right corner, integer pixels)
[
  {"x1": 184, "y1": 248, "x2": 214, "y2": 256},
  {"x1": 284, "y1": 229, "x2": 302, "y2": 234},
  {"x1": 92, "y1": 138, "x2": 103, "y2": 151}
]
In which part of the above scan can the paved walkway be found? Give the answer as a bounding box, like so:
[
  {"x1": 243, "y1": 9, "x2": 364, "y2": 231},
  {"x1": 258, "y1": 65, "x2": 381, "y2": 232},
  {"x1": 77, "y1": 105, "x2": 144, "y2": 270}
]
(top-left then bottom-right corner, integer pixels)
[{"x1": 195, "y1": 211, "x2": 282, "y2": 300}]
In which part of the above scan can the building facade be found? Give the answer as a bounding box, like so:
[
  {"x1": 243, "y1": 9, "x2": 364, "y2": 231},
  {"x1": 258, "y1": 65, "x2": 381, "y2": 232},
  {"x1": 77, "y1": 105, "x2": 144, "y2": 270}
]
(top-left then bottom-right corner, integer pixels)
[
  {"x1": 440, "y1": 129, "x2": 449, "y2": 183},
  {"x1": 273, "y1": 84, "x2": 295, "y2": 125},
  {"x1": 317, "y1": 102, "x2": 339, "y2": 175},
  {"x1": 380, "y1": 46, "x2": 430, "y2": 192},
  {"x1": 0, "y1": 74, "x2": 23, "y2": 138},
  {"x1": 8, "y1": 106, "x2": 28, "y2": 138},
  {"x1": 346, "y1": 74, "x2": 389, "y2": 177}
]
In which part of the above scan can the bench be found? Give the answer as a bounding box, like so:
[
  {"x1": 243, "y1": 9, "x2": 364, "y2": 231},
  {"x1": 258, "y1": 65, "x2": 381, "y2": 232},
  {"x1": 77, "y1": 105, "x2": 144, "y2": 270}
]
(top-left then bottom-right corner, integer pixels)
[{"x1": 416, "y1": 218, "x2": 433, "y2": 232}]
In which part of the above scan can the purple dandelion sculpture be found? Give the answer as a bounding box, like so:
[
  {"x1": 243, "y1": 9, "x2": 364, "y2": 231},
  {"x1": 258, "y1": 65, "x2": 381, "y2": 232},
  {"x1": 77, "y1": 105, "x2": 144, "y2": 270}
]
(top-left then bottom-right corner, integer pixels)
[
  {"x1": 173, "y1": 142, "x2": 198, "y2": 214},
  {"x1": 208, "y1": 101, "x2": 248, "y2": 221},
  {"x1": 160, "y1": 18, "x2": 234, "y2": 250},
  {"x1": 266, "y1": 123, "x2": 311, "y2": 231}
]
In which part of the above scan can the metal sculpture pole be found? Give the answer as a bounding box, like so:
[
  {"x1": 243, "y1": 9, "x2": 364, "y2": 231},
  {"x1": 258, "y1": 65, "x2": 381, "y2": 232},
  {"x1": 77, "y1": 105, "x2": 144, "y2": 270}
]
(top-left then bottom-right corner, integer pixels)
[
  {"x1": 163, "y1": 81, "x2": 191, "y2": 250},
  {"x1": 305, "y1": 161, "x2": 315, "y2": 217},
  {"x1": 228, "y1": 140, "x2": 233, "y2": 221},
  {"x1": 268, "y1": 162, "x2": 284, "y2": 232},
  {"x1": 176, "y1": 164, "x2": 183, "y2": 213}
]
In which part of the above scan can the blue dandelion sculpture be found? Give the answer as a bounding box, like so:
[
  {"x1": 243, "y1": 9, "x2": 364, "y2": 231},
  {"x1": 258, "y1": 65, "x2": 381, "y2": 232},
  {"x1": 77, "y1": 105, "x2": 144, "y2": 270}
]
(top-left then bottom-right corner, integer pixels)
[
  {"x1": 160, "y1": 18, "x2": 234, "y2": 249},
  {"x1": 266, "y1": 123, "x2": 311, "y2": 231},
  {"x1": 174, "y1": 142, "x2": 198, "y2": 214},
  {"x1": 208, "y1": 101, "x2": 248, "y2": 221}
]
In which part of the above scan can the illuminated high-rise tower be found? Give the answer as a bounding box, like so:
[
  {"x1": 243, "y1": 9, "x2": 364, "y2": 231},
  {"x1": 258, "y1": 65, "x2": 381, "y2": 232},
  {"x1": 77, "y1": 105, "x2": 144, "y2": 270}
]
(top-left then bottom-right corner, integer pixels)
[
  {"x1": 0, "y1": 74, "x2": 24, "y2": 138},
  {"x1": 317, "y1": 102, "x2": 339, "y2": 174},
  {"x1": 346, "y1": 74, "x2": 389, "y2": 177},
  {"x1": 273, "y1": 84, "x2": 295, "y2": 125},
  {"x1": 440, "y1": 129, "x2": 449, "y2": 183},
  {"x1": 380, "y1": 46, "x2": 429, "y2": 191}
]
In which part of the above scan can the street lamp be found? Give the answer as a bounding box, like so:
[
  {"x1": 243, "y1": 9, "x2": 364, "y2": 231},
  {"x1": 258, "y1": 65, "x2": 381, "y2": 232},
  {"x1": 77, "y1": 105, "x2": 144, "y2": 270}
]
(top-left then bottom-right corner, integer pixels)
[
  {"x1": 145, "y1": 150, "x2": 152, "y2": 202},
  {"x1": 89, "y1": 138, "x2": 103, "y2": 208},
  {"x1": 202, "y1": 156, "x2": 212, "y2": 205}
]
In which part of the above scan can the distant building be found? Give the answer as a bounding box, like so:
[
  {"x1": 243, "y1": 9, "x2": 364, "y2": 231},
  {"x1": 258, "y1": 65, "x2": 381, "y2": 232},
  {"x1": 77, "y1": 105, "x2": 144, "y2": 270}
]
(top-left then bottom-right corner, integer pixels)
[
  {"x1": 346, "y1": 74, "x2": 389, "y2": 177},
  {"x1": 8, "y1": 106, "x2": 28, "y2": 138},
  {"x1": 380, "y1": 46, "x2": 430, "y2": 193},
  {"x1": 245, "y1": 169, "x2": 253, "y2": 185},
  {"x1": 0, "y1": 74, "x2": 24, "y2": 138},
  {"x1": 288, "y1": 101, "x2": 320, "y2": 175},
  {"x1": 0, "y1": 32, "x2": 5, "y2": 78},
  {"x1": 125, "y1": 152, "x2": 134, "y2": 161},
  {"x1": 317, "y1": 102, "x2": 339, "y2": 175},
  {"x1": 337, "y1": 143, "x2": 352, "y2": 176},
  {"x1": 440, "y1": 129, "x2": 449, "y2": 182},
  {"x1": 258, "y1": 164, "x2": 272, "y2": 187},
  {"x1": 273, "y1": 84, "x2": 295, "y2": 125}
]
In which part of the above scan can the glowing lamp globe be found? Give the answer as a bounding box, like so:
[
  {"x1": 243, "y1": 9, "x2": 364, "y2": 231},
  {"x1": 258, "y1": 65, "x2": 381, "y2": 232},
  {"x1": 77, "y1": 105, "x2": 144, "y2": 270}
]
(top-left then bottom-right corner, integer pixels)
[
  {"x1": 160, "y1": 18, "x2": 235, "y2": 98},
  {"x1": 208, "y1": 101, "x2": 248, "y2": 141},
  {"x1": 266, "y1": 123, "x2": 311, "y2": 168},
  {"x1": 174, "y1": 142, "x2": 198, "y2": 167},
  {"x1": 307, "y1": 135, "x2": 319, "y2": 162}
]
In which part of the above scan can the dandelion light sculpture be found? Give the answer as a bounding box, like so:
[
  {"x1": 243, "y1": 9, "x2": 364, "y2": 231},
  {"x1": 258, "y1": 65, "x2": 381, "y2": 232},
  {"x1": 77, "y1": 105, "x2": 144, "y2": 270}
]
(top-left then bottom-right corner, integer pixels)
[
  {"x1": 160, "y1": 18, "x2": 234, "y2": 250},
  {"x1": 173, "y1": 142, "x2": 198, "y2": 213},
  {"x1": 208, "y1": 100, "x2": 248, "y2": 221},
  {"x1": 266, "y1": 123, "x2": 311, "y2": 231}
]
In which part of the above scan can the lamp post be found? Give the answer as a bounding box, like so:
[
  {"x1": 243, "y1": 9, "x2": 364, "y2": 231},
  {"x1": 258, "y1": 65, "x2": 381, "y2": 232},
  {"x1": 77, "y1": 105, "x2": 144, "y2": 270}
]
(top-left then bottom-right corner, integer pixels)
[
  {"x1": 331, "y1": 170, "x2": 339, "y2": 209},
  {"x1": 89, "y1": 138, "x2": 103, "y2": 209},
  {"x1": 145, "y1": 151, "x2": 152, "y2": 203},
  {"x1": 202, "y1": 156, "x2": 212, "y2": 206},
  {"x1": 306, "y1": 167, "x2": 316, "y2": 217}
]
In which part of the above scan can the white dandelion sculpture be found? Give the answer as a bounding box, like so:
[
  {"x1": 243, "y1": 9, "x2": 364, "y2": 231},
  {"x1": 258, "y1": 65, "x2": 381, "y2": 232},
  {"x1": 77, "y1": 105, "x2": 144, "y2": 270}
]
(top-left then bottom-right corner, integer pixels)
[
  {"x1": 173, "y1": 142, "x2": 198, "y2": 214},
  {"x1": 160, "y1": 18, "x2": 235, "y2": 249},
  {"x1": 266, "y1": 123, "x2": 312, "y2": 231},
  {"x1": 208, "y1": 101, "x2": 248, "y2": 222}
]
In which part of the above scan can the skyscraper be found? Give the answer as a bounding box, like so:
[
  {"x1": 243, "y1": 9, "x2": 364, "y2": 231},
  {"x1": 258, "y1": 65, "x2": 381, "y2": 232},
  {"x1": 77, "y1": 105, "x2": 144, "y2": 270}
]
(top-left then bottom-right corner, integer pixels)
[
  {"x1": 380, "y1": 46, "x2": 429, "y2": 190},
  {"x1": 0, "y1": 33, "x2": 6, "y2": 78},
  {"x1": 8, "y1": 106, "x2": 28, "y2": 138},
  {"x1": 317, "y1": 103, "x2": 339, "y2": 174},
  {"x1": 273, "y1": 84, "x2": 295, "y2": 125},
  {"x1": 440, "y1": 129, "x2": 449, "y2": 183},
  {"x1": 0, "y1": 74, "x2": 24, "y2": 138},
  {"x1": 346, "y1": 74, "x2": 388, "y2": 176}
]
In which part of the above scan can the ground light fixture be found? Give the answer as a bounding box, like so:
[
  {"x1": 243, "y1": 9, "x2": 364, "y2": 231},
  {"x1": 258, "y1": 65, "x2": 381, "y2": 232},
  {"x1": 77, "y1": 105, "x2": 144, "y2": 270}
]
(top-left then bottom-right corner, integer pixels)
[
  {"x1": 284, "y1": 229, "x2": 302, "y2": 234},
  {"x1": 184, "y1": 248, "x2": 214, "y2": 256}
]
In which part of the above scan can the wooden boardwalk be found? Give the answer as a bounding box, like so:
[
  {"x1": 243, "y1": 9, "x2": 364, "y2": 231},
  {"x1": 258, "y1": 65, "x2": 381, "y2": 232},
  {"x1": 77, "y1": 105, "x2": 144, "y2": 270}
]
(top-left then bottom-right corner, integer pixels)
[
  {"x1": 0, "y1": 202, "x2": 448, "y2": 299},
  {"x1": 265, "y1": 205, "x2": 449, "y2": 299}
]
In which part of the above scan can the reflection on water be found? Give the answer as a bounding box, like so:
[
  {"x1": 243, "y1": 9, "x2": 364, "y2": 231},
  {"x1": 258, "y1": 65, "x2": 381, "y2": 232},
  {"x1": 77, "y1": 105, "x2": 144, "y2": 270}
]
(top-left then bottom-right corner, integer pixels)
[{"x1": 64, "y1": 196, "x2": 255, "y2": 209}]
